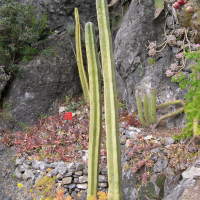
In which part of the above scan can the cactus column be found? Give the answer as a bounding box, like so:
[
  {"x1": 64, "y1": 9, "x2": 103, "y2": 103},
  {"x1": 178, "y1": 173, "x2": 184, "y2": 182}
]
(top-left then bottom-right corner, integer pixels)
[
  {"x1": 96, "y1": 0, "x2": 123, "y2": 199},
  {"x1": 85, "y1": 22, "x2": 102, "y2": 198},
  {"x1": 75, "y1": 8, "x2": 90, "y2": 100}
]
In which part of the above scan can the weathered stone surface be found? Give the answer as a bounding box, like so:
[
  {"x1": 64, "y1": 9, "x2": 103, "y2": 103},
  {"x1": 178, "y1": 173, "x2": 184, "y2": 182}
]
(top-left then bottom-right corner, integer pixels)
[
  {"x1": 153, "y1": 157, "x2": 168, "y2": 173},
  {"x1": 79, "y1": 175, "x2": 87, "y2": 183},
  {"x1": 56, "y1": 162, "x2": 68, "y2": 175},
  {"x1": 163, "y1": 137, "x2": 175, "y2": 146},
  {"x1": 76, "y1": 183, "x2": 87, "y2": 190},
  {"x1": 163, "y1": 179, "x2": 196, "y2": 200},
  {"x1": 62, "y1": 177, "x2": 72, "y2": 185},
  {"x1": 23, "y1": 170, "x2": 34, "y2": 180},
  {"x1": 114, "y1": 0, "x2": 187, "y2": 128},
  {"x1": 122, "y1": 169, "x2": 137, "y2": 200},
  {"x1": 182, "y1": 166, "x2": 200, "y2": 179}
]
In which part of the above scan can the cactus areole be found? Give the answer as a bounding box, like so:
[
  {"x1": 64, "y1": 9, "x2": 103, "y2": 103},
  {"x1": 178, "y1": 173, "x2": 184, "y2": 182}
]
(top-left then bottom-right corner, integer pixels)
[{"x1": 96, "y1": 0, "x2": 123, "y2": 199}]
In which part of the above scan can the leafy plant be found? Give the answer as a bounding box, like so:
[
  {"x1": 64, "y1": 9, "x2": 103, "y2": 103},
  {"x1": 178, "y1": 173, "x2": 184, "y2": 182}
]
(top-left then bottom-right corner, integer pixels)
[
  {"x1": 148, "y1": 58, "x2": 155, "y2": 65},
  {"x1": 171, "y1": 49, "x2": 200, "y2": 141},
  {"x1": 0, "y1": 0, "x2": 47, "y2": 73},
  {"x1": 40, "y1": 47, "x2": 55, "y2": 57},
  {"x1": 66, "y1": 23, "x2": 75, "y2": 37}
]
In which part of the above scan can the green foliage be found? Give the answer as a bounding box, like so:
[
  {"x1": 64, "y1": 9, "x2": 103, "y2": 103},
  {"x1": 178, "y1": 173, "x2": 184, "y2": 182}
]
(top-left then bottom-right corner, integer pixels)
[
  {"x1": 0, "y1": 0, "x2": 47, "y2": 72},
  {"x1": 148, "y1": 58, "x2": 155, "y2": 65},
  {"x1": 39, "y1": 112, "x2": 47, "y2": 119},
  {"x1": 171, "y1": 50, "x2": 200, "y2": 140},
  {"x1": 0, "y1": 102, "x2": 12, "y2": 120},
  {"x1": 66, "y1": 23, "x2": 75, "y2": 36},
  {"x1": 40, "y1": 47, "x2": 55, "y2": 57}
]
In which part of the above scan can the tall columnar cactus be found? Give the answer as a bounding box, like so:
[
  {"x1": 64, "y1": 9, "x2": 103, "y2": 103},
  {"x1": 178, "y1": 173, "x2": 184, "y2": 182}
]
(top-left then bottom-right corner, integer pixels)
[
  {"x1": 85, "y1": 22, "x2": 102, "y2": 198},
  {"x1": 96, "y1": 0, "x2": 123, "y2": 199},
  {"x1": 136, "y1": 89, "x2": 185, "y2": 129},
  {"x1": 75, "y1": 8, "x2": 90, "y2": 100}
]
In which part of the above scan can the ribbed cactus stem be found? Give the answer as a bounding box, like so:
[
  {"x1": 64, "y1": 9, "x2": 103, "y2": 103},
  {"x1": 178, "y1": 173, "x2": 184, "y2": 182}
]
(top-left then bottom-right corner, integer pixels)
[
  {"x1": 149, "y1": 98, "x2": 153, "y2": 124},
  {"x1": 85, "y1": 22, "x2": 102, "y2": 198},
  {"x1": 151, "y1": 89, "x2": 156, "y2": 123},
  {"x1": 136, "y1": 94, "x2": 147, "y2": 127},
  {"x1": 156, "y1": 100, "x2": 185, "y2": 110},
  {"x1": 143, "y1": 93, "x2": 149, "y2": 124},
  {"x1": 96, "y1": 0, "x2": 123, "y2": 199},
  {"x1": 75, "y1": 8, "x2": 90, "y2": 100},
  {"x1": 192, "y1": 68, "x2": 199, "y2": 137},
  {"x1": 152, "y1": 107, "x2": 184, "y2": 129}
]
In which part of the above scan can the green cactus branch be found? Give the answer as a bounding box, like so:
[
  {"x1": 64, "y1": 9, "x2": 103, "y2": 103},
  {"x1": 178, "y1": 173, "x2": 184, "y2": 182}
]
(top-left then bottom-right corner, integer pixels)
[
  {"x1": 136, "y1": 89, "x2": 185, "y2": 129},
  {"x1": 85, "y1": 22, "x2": 102, "y2": 198},
  {"x1": 75, "y1": 8, "x2": 90, "y2": 101}
]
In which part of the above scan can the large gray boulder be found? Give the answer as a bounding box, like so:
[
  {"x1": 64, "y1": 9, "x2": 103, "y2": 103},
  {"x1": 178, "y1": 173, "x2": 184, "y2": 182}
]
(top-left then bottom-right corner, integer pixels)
[
  {"x1": 0, "y1": 0, "x2": 98, "y2": 131},
  {"x1": 1, "y1": 31, "x2": 82, "y2": 130},
  {"x1": 114, "y1": 0, "x2": 187, "y2": 128}
]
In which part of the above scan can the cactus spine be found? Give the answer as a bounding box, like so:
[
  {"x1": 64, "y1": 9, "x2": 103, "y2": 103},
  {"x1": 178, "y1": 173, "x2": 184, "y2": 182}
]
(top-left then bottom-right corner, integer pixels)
[
  {"x1": 85, "y1": 22, "x2": 102, "y2": 198},
  {"x1": 96, "y1": 0, "x2": 123, "y2": 199},
  {"x1": 75, "y1": 8, "x2": 90, "y2": 100}
]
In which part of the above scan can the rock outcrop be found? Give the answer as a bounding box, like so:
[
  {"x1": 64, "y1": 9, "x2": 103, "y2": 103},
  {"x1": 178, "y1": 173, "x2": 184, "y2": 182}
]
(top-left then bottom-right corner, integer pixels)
[{"x1": 114, "y1": 0, "x2": 187, "y2": 128}]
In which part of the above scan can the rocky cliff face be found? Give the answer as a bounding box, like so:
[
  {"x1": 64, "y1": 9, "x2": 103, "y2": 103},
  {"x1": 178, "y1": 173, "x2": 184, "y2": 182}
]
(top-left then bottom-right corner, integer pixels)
[
  {"x1": 0, "y1": 0, "x2": 189, "y2": 131},
  {"x1": 114, "y1": 0, "x2": 188, "y2": 128},
  {"x1": 0, "y1": 0, "x2": 98, "y2": 131}
]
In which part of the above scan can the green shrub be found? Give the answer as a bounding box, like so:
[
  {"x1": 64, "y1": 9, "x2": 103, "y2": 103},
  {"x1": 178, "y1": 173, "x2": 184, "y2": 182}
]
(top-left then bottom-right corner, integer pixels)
[
  {"x1": 40, "y1": 47, "x2": 55, "y2": 57},
  {"x1": 66, "y1": 23, "x2": 75, "y2": 36},
  {"x1": 0, "y1": 0, "x2": 47, "y2": 73}
]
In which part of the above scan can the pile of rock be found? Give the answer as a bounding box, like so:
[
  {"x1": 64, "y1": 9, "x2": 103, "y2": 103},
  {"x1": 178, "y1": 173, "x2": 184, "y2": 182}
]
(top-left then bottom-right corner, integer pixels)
[{"x1": 12, "y1": 126, "x2": 200, "y2": 200}]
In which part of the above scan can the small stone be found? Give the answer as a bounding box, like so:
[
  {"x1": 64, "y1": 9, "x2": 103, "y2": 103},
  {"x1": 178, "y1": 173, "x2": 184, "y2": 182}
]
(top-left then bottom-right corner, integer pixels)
[
  {"x1": 64, "y1": 172, "x2": 73, "y2": 177},
  {"x1": 79, "y1": 176, "x2": 88, "y2": 183},
  {"x1": 15, "y1": 167, "x2": 22, "y2": 179},
  {"x1": 153, "y1": 157, "x2": 168, "y2": 173},
  {"x1": 40, "y1": 162, "x2": 50, "y2": 171},
  {"x1": 163, "y1": 137, "x2": 175, "y2": 146},
  {"x1": 32, "y1": 161, "x2": 42, "y2": 170},
  {"x1": 98, "y1": 182, "x2": 108, "y2": 188},
  {"x1": 129, "y1": 131, "x2": 137, "y2": 139},
  {"x1": 15, "y1": 157, "x2": 25, "y2": 166},
  {"x1": 56, "y1": 162, "x2": 68, "y2": 175},
  {"x1": 101, "y1": 170, "x2": 107, "y2": 175},
  {"x1": 68, "y1": 162, "x2": 76, "y2": 172},
  {"x1": 18, "y1": 165, "x2": 25, "y2": 173},
  {"x1": 62, "y1": 177, "x2": 72, "y2": 185},
  {"x1": 68, "y1": 184, "x2": 76, "y2": 190},
  {"x1": 23, "y1": 170, "x2": 34, "y2": 180},
  {"x1": 76, "y1": 162, "x2": 85, "y2": 171},
  {"x1": 50, "y1": 168, "x2": 58, "y2": 176},
  {"x1": 50, "y1": 162, "x2": 58, "y2": 168},
  {"x1": 75, "y1": 171, "x2": 83, "y2": 176},
  {"x1": 59, "y1": 106, "x2": 67, "y2": 114},
  {"x1": 128, "y1": 127, "x2": 141, "y2": 132},
  {"x1": 74, "y1": 178, "x2": 79, "y2": 184},
  {"x1": 144, "y1": 135, "x2": 153, "y2": 140},
  {"x1": 194, "y1": 159, "x2": 200, "y2": 168},
  {"x1": 182, "y1": 166, "x2": 200, "y2": 179},
  {"x1": 99, "y1": 175, "x2": 107, "y2": 182},
  {"x1": 77, "y1": 183, "x2": 88, "y2": 190},
  {"x1": 57, "y1": 173, "x2": 63, "y2": 180}
]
